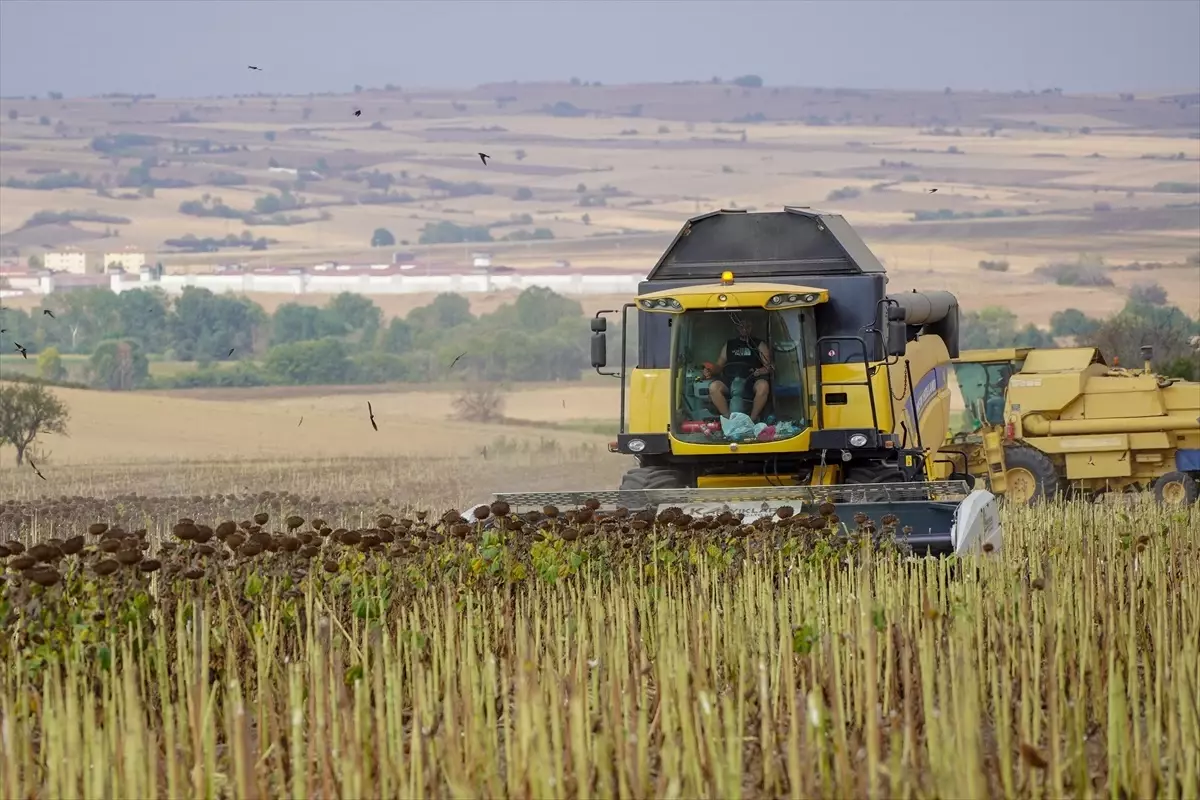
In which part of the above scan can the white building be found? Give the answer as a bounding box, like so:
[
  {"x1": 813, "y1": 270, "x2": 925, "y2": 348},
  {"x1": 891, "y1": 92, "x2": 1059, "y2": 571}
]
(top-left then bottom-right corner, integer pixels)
[
  {"x1": 44, "y1": 249, "x2": 88, "y2": 274},
  {"x1": 103, "y1": 249, "x2": 147, "y2": 272}
]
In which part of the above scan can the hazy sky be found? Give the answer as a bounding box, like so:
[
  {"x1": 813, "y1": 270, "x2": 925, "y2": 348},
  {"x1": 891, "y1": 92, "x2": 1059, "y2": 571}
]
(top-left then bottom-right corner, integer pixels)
[{"x1": 2, "y1": 0, "x2": 1197, "y2": 99}]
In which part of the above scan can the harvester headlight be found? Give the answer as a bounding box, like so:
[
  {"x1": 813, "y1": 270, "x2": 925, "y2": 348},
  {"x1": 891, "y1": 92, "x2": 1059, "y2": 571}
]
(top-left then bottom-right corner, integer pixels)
[
  {"x1": 626, "y1": 438, "x2": 646, "y2": 453},
  {"x1": 640, "y1": 299, "x2": 654, "y2": 309},
  {"x1": 787, "y1": 294, "x2": 799, "y2": 302},
  {"x1": 768, "y1": 295, "x2": 783, "y2": 306},
  {"x1": 849, "y1": 433, "x2": 869, "y2": 447},
  {"x1": 666, "y1": 298, "x2": 681, "y2": 309},
  {"x1": 803, "y1": 293, "x2": 817, "y2": 303}
]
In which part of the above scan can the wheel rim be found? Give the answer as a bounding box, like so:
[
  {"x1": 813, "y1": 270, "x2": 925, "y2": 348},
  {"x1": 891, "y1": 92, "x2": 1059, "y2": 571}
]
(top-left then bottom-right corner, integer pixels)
[
  {"x1": 1160, "y1": 480, "x2": 1188, "y2": 506},
  {"x1": 1006, "y1": 467, "x2": 1039, "y2": 504}
]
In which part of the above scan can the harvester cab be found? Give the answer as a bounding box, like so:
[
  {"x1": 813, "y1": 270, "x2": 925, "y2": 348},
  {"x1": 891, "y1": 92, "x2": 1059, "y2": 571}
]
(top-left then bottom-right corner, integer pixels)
[{"x1": 495, "y1": 208, "x2": 1003, "y2": 556}]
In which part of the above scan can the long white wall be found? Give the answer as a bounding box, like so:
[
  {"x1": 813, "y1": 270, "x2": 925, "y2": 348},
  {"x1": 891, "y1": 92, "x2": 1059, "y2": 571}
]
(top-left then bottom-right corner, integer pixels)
[{"x1": 103, "y1": 271, "x2": 644, "y2": 297}]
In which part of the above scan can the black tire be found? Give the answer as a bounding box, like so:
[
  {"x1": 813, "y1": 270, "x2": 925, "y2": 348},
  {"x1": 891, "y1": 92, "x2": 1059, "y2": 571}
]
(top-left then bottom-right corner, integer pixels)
[
  {"x1": 618, "y1": 466, "x2": 690, "y2": 511},
  {"x1": 948, "y1": 471, "x2": 978, "y2": 491},
  {"x1": 844, "y1": 464, "x2": 905, "y2": 484},
  {"x1": 1002, "y1": 445, "x2": 1063, "y2": 505},
  {"x1": 1152, "y1": 471, "x2": 1199, "y2": 507},
  {"x1": 619, "y1": 466, "x2": 689, "y2": 490}
]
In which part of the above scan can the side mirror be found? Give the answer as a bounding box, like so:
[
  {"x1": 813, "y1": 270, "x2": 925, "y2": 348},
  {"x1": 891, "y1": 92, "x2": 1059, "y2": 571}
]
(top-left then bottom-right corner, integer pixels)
[
  {"x1": 886, "y1": 305, "x2": 907, "y2": 357},
  {"x1": 590, "y1": 317, "x2": 607, "y2": 333},
  {"x1": 591, "y1": 331, "x2": 608, "y2": 368}
]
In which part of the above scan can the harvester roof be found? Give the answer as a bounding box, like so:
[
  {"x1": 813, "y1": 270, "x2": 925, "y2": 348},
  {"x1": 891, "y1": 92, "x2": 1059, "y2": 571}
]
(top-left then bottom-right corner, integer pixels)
[{"x1": 646, "y1": 207, "x2": 886, "y2": 282}]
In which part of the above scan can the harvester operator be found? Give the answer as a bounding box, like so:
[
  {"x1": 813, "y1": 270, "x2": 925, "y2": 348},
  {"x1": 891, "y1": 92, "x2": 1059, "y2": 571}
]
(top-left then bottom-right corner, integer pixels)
[{"x1": 705, "y1": 313, "x2": 772, "y2": 422}]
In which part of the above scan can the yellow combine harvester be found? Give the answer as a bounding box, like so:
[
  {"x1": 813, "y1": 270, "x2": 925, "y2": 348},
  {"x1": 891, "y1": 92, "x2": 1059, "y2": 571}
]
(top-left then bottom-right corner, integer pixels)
[
  {"x1": 491, "y1": 208, "x2": 1002, "y2": 555},
  {"x1": 944, "y1": 345, "x2": 1200, "y2": 505}
]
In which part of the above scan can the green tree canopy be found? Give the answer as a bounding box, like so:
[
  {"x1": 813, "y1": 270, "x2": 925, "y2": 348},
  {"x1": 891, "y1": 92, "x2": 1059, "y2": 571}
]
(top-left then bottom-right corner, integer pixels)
[
  {"x1": 169, "y1": 287, "x2": 266, "y2": 361},
  {"x1": 0, "y1": 382, "x2": 70, "y2": 465},
  {"x1": 87, "y1": 339, "x2": 149, "y2": 390},
  {"x1": 36, "y1": 347, "x2": 67, "y2": 382},
  {"x1": 265, "y1": 338, "x2": 354, "y2": 385}
]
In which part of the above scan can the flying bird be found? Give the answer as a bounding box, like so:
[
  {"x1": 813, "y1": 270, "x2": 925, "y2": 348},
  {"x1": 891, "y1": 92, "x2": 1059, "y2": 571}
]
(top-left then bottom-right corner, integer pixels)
[
  {"x1": 478, "y1": 153, "x2": 490, "y2": 165},
  {"x1": 14, "y1": 342, "x2": 27, "y2": 359},
  {"x1": 248, "y1": 65, "x2": 262, "y2": 71},
  {"x1": 354, "y1": 109, "x2": 361, "y2": 117},
  {"x1": 42, "y1": 309, "x2": 55, "y2": 318},
  {"x1": 928, "y1": 188, "x2": 938, "y2": 193},
  {"x1": 29, "y1": 458, "x2": 47, "y2": 481},
  {"x1": 298, "y1": 416, "x2": 304, "y2": 427},
  {"x1": 367, "y1": 401, "x2": 378, "y2": 432},
  {"x1": 226, "y1": 348, "x2": 235, "y2": 357},
  {"x1": 448, "y1": 352, "x2": 467, "y2": 369}
]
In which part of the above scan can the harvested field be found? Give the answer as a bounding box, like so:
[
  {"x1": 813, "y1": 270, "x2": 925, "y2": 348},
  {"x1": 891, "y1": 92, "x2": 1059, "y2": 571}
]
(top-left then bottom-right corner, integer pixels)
[{"x1": 0, "y1": 494, "x2": 1196, "y2": 798}]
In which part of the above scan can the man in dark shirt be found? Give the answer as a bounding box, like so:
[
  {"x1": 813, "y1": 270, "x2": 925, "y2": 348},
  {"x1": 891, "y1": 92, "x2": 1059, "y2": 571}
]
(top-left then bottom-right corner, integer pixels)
[{"x1": 708, "y1": 314, "x2": 772, "y2": 421}]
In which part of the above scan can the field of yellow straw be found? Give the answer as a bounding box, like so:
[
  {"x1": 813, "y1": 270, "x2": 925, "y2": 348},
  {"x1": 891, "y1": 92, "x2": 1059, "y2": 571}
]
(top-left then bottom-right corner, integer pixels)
[{"x1": 0, "y1": 491, "x2": 1197, "y2": 799}]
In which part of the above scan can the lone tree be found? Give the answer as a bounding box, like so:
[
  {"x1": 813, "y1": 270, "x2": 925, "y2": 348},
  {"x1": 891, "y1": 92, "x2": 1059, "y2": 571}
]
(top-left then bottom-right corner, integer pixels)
[
  {"x1": 0, "y1": 382, "x2": 70, "y2": 465},
  {"x1": 371, "y1": 227, "x2": 396, "y2": 247}
]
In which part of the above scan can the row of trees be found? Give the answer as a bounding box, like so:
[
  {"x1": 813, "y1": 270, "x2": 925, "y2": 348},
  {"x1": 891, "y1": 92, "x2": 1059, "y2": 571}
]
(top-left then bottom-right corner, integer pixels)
[
  {"x1": 0, "y1": 286, "x2": 592, "y2": 390},
  {"x1": 3, "y1": 284, "x2": 1195, "y2": 392},
  {"x1": 962, "y1": 297, "x2": 1199, "y2": 380}
]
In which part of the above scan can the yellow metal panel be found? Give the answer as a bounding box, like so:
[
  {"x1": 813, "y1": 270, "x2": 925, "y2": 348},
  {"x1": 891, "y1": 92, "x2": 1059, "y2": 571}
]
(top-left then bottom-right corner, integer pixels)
[
  {"x1": 1162, "y1": 382, "x2": 1200, "y2": 411},
  {"x1": 1024, "y1": 434, "x2": 1129, "y2": 453},
  {"x1": 670, "y1": 429, "x2": 814, "y2": 456},
  {"x1": 983, "y1": 428, "x2": 1007, "y2": 494},
  {"x1": 954, "y1": 347, "x2": 1033, "y2": 363},
  {"x1": 1009, "y1": 373, "x2": 1088, "y2": 414},
  {"x1": 638, "y1": 282, "x2": 830, "y2": 312},
  {"x1": 1082, "y1": 387, "x2": 1165, "y2": 418},
  {"x1": 697, "y1": 475, "x2": 804, "y2": 488},
  {"x1": 626, "y1": 368, "x2": 671, "y2": 434},
  {"x1": 1127, "y1": 431, "x2": 1171, "y2": 450},
  {"x1": 819, "y1": 363, "x2": 897, "y2": 432},
  {"x1": 1021, "y1": 347, "x2": 1104, "y2": 373},
  {"x1": 1065, "y1": 451, "x2": 1133, "y2": 479},
  {"x1": 810, "y1": 464, "x2": 841, "y2": 484}
]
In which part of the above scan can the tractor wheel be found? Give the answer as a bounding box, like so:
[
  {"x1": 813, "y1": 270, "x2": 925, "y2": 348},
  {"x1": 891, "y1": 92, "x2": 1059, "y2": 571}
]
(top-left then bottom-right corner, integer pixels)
[
  {"x1": 844, "y1": 464, "x2": 905, "y2": 484},
  {"x1": 618, "y1": 466, "x2": 690, "y2": 491},
  {"x1": 618, "y1": 466, "x2": 690, "y2": 510},
  {"x1": 1002, "y1": 446, "x2": 1062, "y2": 505},
  {"x1": 1152, "y1": 471, "x2": 1198, "y2": 507}
]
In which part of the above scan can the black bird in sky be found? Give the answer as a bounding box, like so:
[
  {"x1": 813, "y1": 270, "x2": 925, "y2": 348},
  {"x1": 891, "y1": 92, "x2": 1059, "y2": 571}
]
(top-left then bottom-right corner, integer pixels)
[
  {"x1": 368, "y1": 402, "x2": 378, "y2": 431},
  {"x1": 248, "y1": 65, "x2": 262, "y2": 71},
  {"x1": 29, "y1": 458, "x2": 47, "y2": 481},
  {"x1": 14, "y1": 342, "x2": 28, "y2": 359},
  {"x1": 354, "y1": 109, "x2": 361, "y2": 117},
  {"x1": 227, "y1": 348, "x2": 235, "y2": 357},
  {"x1": 42, "y1": 309, "x2": 55, "y2": 318},
  {"x1": 298, "y1": 416, "x2": 304, "y2": 427},
  {"x1": 478, "y1": 153, "x2": 490, "y2": 165},
  {"x1": 449, "y1": 352, "x2": 467, "y2": 369},
  {"x1": 928, "y1": 188, "x2": 938, "y2": 193}
]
